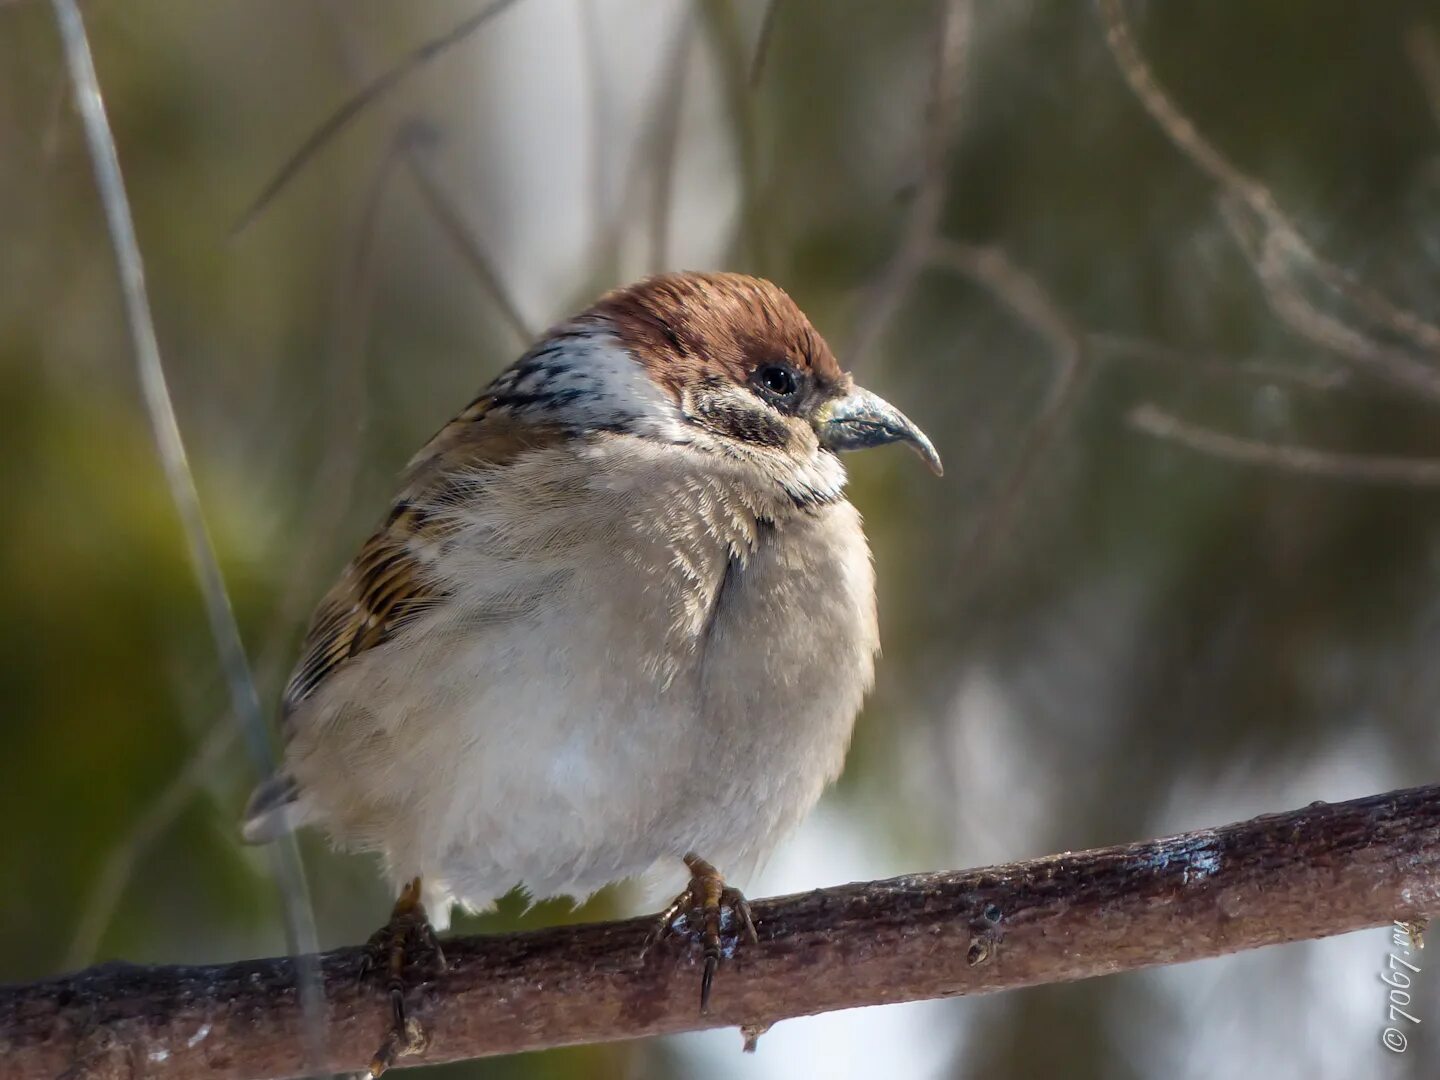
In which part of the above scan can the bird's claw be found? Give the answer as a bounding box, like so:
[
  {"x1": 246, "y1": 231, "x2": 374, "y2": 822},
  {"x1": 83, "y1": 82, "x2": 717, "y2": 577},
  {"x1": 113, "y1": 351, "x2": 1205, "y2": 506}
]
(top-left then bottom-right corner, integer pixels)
[
  {"x1": 650, "y1": 854, "x2": 759, "y2": 1013},
  {"x1": 360, "y1": 877, "x2": 444, "y2": 1077},
  {"x1": 367, "y1": 1004, "x2": 428, "y2": 1079}
]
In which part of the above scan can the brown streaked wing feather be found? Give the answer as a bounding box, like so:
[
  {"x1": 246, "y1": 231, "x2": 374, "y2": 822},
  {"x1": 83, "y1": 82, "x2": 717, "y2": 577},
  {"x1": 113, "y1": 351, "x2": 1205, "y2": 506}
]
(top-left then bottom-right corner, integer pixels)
[{"x1": 280, "y1": 395, "x2": 565, "y2": 720}]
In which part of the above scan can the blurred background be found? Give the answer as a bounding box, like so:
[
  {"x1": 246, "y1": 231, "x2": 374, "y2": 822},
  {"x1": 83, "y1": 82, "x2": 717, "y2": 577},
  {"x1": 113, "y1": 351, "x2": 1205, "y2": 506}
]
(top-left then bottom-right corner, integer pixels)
[{"x1": 4, "y1": 0, "x2": 1440, "y2": 1076}]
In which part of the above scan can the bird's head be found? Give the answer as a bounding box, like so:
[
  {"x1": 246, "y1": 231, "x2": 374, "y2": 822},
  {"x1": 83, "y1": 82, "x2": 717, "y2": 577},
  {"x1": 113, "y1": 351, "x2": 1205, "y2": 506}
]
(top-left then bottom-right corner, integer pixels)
[{"x1": 488, "y1": 272, "x2": 941, "y2": 504}]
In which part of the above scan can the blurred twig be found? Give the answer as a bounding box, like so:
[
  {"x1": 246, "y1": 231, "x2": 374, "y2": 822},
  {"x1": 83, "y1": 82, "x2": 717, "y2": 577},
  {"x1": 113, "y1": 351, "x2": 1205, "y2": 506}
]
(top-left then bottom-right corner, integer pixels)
[
  {"x1": 403, "y1": 127, "x2": 535, "y2": 344},
  {"x1": 648, "y1": 12, "x2": 697, "y2": 273},
  {"x1": 65, "y1": 719, "x2": 239, "y2": 969},
  {"x1": 40, "y1": 59, "x2": 71, "y2": 162},
  {"x1": 844, "y1": 0, "x2": 971, "y2": 368},
  {"x1": 1089, "y1": 332, "x2": 1352, "y2": 392},
  {"x1": 68, "y1": 5, "x2": 536, "y2": 969},
  {"x1": 748, "y1": 0, "x2": 783, "y2": 88},
  {"x1": 318, "y1": 4, "x2": 535, "y2": 345},
  {"x1": 10, "y1": 783, "x2": 1440, "y2": 1078},
  {"x1": 930, "y1": 239, "x2": 1091, "y2": 579},
  {"x1": 593, "y1": 7, "x2": 698, "y2": 277},
  {"x1": 63, "y1": 110, "x2": 407, "y2": 975},
  {"x1": 49, "y1": 0, "x2": 325, "y2": 1065},
  {"x1": 1406, "y1": 23, "x2": 1440, "y2": 133},
  {"x1": 1099, "y1": 0, "x2": 1440, "y2": 364},
  {"x1": 1129, "y1": 403, "x2": 1440, "y2": 486},
  {"x1": 1099, "y1": 0, "x2": 1440, "y2": 503},
  {"x1": 1220, "y1": 196, "x2": 1440, "y2": 402},
  {"x1": 578, "y1": 0, "x2": 614, "y2": 271},
  {"x1": 700, "y1": 0, "x2": 780, "y2": 273},
  {"x1": 233, "y1": 0, "x2": 524, "y2": 234}
]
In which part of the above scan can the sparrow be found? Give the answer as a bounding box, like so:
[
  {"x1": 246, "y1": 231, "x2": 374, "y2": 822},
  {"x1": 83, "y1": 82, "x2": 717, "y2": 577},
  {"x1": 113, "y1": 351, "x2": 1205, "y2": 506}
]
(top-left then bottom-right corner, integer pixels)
[{"x1": 241, "y1": 271, "x2": 940, "y2": 1070}]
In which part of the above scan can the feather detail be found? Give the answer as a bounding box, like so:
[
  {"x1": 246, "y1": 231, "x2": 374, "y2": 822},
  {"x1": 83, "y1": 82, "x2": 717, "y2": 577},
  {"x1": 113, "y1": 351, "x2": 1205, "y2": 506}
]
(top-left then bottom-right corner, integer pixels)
[
  {"x1": 242, "y1": 273, "x2": 895, "y2": 914},
  {"x1": 280, "y1": 396, "x2": 564, "y2": 718}
]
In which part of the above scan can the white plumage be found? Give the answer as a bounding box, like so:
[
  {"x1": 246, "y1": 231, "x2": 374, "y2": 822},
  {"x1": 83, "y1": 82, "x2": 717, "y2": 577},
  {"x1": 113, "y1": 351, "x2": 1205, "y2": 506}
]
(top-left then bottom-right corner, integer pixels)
[{"x1": 280, "y1": 431, "x2": 876, "y2": 927}]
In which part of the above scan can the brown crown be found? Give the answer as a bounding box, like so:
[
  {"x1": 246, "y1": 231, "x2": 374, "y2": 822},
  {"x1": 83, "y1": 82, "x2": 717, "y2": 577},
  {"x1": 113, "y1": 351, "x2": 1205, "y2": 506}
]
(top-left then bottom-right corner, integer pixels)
[{"x1": 589, "y1": 272, "x2": 847, "y2": 400}]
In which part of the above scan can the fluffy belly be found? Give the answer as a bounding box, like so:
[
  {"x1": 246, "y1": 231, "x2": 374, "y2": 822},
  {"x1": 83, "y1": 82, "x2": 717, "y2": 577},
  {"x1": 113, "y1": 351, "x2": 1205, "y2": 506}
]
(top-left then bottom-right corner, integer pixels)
[
  {"x1": 286, "y1": 500, "x2": 877, "y2": 924},
  {"x1": 289, "y1": 588, "x2": 732, "y2": 916},
  {"x1": 416, "y1": 620, "x2": 709, "y2": 909}
]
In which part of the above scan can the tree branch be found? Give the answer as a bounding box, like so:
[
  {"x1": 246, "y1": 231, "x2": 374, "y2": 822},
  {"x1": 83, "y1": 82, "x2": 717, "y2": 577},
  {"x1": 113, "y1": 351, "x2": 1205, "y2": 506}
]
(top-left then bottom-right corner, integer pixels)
[
  {"x1": 1407, "y1": 22, "x2": 1440, "y2": 134},
  {"x1": 842, "y1": 0, "x2": 972, "y2": 369},
  {"x1": 1130, "y1": 403, "x2": 1440, "y2": 486},
  {"x1": 231, "y1": 0, "x2": 525, "y2": 234},
  {"x1": 1088, "y1": 332, "x2": 1353, "y2": 394},
  {"x1": 928, "y1": 239, "x2": 1092, "y2": 593},
  {"x1": 7, "y1": 783, "x2": 1440, "y2": 1079},
  {"x1": 1098, "y1": 0, "x2": 1440, "y2": 364}
]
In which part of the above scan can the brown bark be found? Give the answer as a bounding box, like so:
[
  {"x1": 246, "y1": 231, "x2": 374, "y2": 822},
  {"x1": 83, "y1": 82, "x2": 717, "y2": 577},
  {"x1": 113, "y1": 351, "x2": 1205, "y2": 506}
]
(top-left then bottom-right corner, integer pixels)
[{"x1": 6, "y1": 783, "x2": 1440, "y2": 1079}]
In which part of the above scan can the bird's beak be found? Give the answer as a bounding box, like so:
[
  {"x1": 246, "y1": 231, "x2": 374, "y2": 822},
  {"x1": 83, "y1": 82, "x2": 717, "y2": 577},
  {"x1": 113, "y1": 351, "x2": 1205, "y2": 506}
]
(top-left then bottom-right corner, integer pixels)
[{"x1": 814, "y1": 386, "x2": 943, "y2": 476}]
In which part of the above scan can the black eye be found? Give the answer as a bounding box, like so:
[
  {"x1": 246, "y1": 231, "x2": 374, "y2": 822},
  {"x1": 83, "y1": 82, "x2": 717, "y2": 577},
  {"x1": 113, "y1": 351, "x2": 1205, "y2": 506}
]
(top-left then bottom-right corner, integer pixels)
[{"x1": 755, "y1": 363, "x2": 801, "y2": 400}]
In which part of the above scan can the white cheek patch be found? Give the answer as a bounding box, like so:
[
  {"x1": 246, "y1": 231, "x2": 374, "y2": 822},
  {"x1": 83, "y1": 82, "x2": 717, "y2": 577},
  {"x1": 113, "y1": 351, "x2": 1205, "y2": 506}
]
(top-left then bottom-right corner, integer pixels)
[
  {"x1": 489, "y1": 324, "x2": 688, "y2": 442},
  {"x1": 486, "y1": 322, "x2": 848, "y2": 507}
]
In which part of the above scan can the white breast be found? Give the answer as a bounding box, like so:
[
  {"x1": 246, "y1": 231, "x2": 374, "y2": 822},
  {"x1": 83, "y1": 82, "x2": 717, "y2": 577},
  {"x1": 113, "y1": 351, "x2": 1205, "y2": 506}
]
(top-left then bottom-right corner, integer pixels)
[{"x1": 283, "y1": 436, "x2": 878, "y2": 923}]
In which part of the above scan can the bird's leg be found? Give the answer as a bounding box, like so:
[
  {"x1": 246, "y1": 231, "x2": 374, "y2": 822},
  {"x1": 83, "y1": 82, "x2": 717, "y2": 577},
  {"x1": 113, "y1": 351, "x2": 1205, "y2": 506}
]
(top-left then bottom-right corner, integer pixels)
[
  {"x1": 359, "y1": 876, "x2": 445, "y2": 1077},
  {"x1": 651, "y1": 853, "x2": 759, "y2": 1012}
]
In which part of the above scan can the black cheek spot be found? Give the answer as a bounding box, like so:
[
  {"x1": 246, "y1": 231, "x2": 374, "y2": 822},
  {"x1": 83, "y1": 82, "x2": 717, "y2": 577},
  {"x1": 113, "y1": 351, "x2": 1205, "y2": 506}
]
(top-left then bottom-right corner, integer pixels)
[{"x1": 694, "y1": 396, "x2": 791, "y2": 449}]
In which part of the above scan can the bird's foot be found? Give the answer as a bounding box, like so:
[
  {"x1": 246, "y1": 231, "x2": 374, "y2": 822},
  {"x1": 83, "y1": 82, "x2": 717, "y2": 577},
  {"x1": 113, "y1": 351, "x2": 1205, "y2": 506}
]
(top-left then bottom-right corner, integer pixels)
[
  {"x1": 649, "y1": 854, "x2": 759, "y2": 1013},
  {"x1": 359, "y1": 877, "x2": 445, "y2": 1077}
]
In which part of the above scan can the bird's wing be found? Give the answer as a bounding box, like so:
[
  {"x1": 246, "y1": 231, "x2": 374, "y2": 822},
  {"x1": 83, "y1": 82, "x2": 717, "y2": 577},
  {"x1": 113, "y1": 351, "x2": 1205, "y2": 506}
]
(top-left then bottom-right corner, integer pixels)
[{"x1": 279, "y1": 393, "x2": 564, "y2": 721}]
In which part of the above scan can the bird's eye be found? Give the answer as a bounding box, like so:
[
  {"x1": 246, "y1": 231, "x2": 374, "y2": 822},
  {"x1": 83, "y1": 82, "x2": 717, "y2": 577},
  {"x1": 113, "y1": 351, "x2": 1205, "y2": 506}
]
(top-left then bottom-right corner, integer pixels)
[{"x1": 754, "y1": 363, "x2": 801, "y2": 401}]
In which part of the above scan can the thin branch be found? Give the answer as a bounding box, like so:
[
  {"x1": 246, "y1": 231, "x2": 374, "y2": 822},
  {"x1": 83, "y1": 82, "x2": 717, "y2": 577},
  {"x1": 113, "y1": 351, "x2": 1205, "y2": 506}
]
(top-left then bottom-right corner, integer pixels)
[
  {"x1": 232, "y1": 0, "x2": 524, "y2": 234},
  {"x1": 49, "y1": 0, "x2": 325, "y2": 1065},
  {"x1": 1404, "y1": 23, "x2": 1440, "y2": 134},
  {"x1": 916, "y1": 240, "x2": 1088, "y2": 870},
  {"x1": 1219, "y1": 198, "x2": 1440, "y2": 402},
  {"x1": 932, "y1": 242, "x2": 1079, "y2": 395},
  {"x1": 71, "y1": 0, "x2": 532, "y2": 975},
  {"x1": 578, "y1": 0, "x2": 614, "y2": 270},
  {"x1": 648, "y1": 13, "x2": 696, "y2": 273},
  {"x1": 698, "y1": 0, "x2": 775, "y2": 273},
  {"x1": 1098, "y1": 0, "x2": 1440, "y2": 362},
  {"x1": 930, "y1": 239, "x2": 1091, "y2": 577},
  {"x1": 40, "y1": 59, "x2": 71, "y2": 163},
  {"x1": 843, "y1": 0, "x2": 972, "y2": 368},
  {"x1": 317, "y1": 6, "x2": 535, "y2": 346},
  {"x1": 402, "y1": 128, "x2": 535, "y2": 345},
  {"x1": 8, "y1": 783, "x2": 1440, "y2": 1079},
  {"x1": 1130, "y1": 403, "x2": 1440, "y2": 486},
  {"x1": 64, "y1": 720, "x2": 236, "y2": 971},
  {"x1": 1088, "y1": 332, "x2": 1352, "y2": 393},
  {"x1": 748, "y1": 0, "x2": 783, "y2": 89},
  {"x1": 63, "y1": 125, "x2": 407, "y2": 971},
  {"x1": 593, "y1": 7, "x2": 699, "y2": 277}
]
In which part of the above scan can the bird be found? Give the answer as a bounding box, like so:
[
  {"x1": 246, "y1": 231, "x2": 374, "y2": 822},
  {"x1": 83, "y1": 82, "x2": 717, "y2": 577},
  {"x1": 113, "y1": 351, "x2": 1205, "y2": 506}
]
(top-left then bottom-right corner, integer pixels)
[{"x1": 241, "y1": 270, "x2": 941, "y2": 1071}]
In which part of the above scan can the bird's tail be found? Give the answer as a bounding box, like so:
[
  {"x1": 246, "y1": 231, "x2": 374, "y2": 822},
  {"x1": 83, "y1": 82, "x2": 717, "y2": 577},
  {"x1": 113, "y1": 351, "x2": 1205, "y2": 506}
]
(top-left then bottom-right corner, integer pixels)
[{"x1": 240, "y1": 772, "x2": 311, "y2": 843}]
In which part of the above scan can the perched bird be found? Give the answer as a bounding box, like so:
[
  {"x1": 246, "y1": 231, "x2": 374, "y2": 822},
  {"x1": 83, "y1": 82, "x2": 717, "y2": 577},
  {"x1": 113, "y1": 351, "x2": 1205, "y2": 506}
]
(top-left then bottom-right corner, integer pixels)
[{"x1": 243, "y1": 271, "x2": 940, "y2": 1069}]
